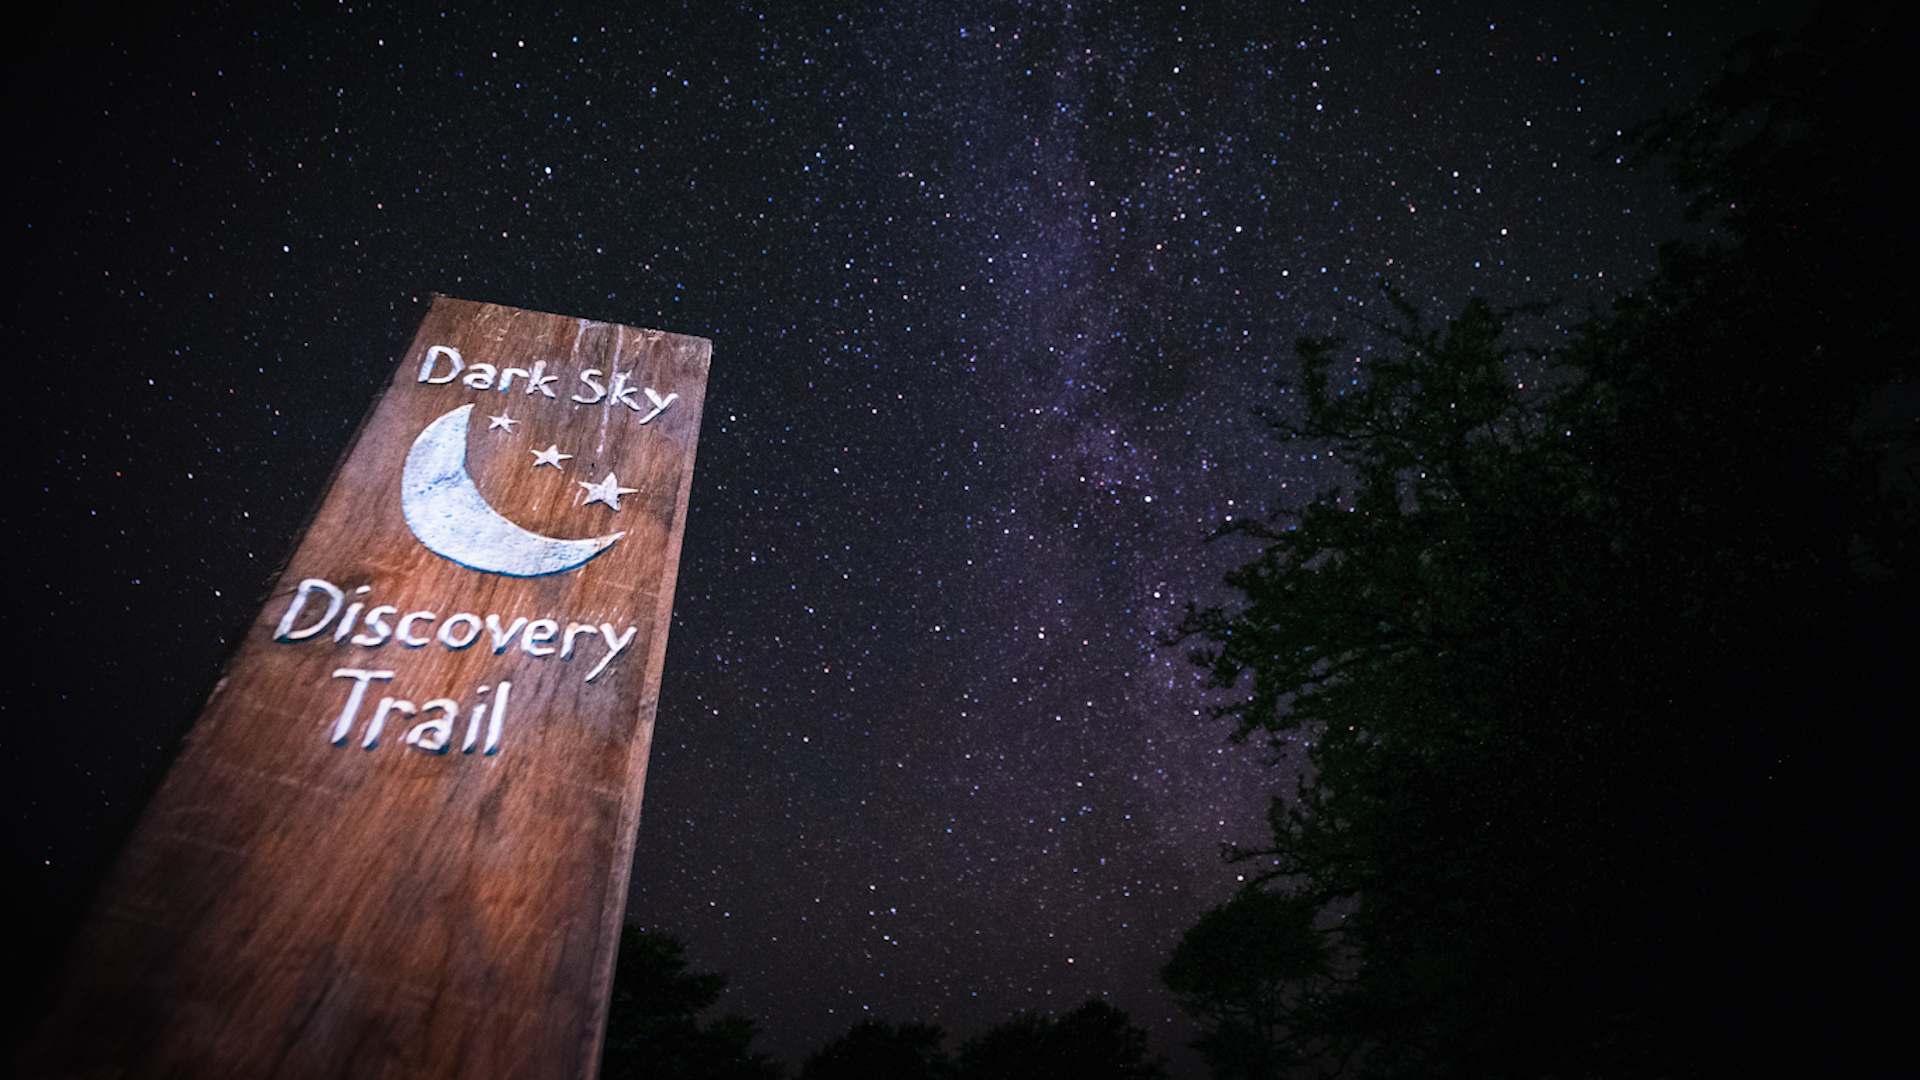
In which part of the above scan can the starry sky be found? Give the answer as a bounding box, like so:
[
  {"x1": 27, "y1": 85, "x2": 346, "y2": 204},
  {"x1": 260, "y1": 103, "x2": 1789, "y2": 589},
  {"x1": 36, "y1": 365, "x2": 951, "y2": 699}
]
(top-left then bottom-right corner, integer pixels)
[{"x1": 11, "y1": 2, "x2": 1815, "y2": 1072}]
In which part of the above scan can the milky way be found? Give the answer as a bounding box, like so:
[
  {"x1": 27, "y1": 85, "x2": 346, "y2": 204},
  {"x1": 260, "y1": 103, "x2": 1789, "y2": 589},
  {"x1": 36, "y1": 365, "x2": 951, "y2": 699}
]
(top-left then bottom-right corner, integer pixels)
[{"x1": 13, "y1": 3, "x2": 1810, "y2": 1072}]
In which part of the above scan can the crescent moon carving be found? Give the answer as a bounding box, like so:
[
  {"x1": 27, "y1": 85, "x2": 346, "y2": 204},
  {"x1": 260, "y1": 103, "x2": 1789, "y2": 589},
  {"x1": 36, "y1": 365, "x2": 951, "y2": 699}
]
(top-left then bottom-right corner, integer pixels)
[{"x1": 401, "y1": 404, "x2": 623, "y2": 577}]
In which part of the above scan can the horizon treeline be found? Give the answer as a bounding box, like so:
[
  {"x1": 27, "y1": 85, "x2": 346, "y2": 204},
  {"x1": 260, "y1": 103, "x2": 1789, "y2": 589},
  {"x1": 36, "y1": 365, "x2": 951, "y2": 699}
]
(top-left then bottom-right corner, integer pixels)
[{"x1": 599, "y1": 925, "x2": 1169, "y2": 1080}]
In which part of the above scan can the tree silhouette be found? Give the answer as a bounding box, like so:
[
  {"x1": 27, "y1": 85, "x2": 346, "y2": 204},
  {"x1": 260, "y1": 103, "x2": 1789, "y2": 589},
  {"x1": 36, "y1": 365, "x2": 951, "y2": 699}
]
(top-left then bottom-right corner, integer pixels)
[
  {"x1": 1170, "y1": 5, "x2": 1912, "y2": 1076},
  {"x1": 599, "y1": 926, "x2": 783, "y2": 1080},
  {"x1": 799, "y1": 1019, "x2": 950, "y2": 1080},
  {"x1": 1161, "y1": 892, "x2": 1329, "y2": 1080},
  {"x1": 955, "y1": 999, "x2": 1168, "y2": 1080}
]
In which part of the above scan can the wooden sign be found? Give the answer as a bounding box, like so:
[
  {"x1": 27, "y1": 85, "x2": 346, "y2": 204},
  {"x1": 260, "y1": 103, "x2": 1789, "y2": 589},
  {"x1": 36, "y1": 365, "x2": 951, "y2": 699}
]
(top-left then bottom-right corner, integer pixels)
[{"x1": 22, "y1": 297, "x2": 709, "y2": 1079}]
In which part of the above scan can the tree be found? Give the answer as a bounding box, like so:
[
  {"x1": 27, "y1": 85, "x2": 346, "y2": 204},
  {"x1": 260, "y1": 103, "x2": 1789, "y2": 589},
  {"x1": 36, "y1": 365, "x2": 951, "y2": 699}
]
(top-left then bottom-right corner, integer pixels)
[
  {"x1": 799, "y1": 1019, "x2": 950, "y2": 1080},
  {"x1": 1171, "y1": 6, "x2": 1912, "y2": 1076},
  {"x1": 1161, "y1": 892, "x2": 1330, "y2": 1080},
  {"x1": 600, "y1": 927, "x2": 784, "y2": 1080},
  {"x1": 1180, "y1": 296, "x2": 1651, "y2": 1077},
  {"x1": 955, "y1": 999, "x2": 1168, "y2": 1080}
]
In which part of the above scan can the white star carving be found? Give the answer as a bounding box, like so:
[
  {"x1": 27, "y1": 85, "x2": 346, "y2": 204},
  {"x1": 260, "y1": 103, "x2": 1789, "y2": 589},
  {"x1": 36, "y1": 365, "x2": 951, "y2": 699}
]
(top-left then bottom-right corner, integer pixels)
[
  {"x1": 487, "y1": 411, "x2": 518, "y2": 432},
  {"x1": 530, "y1": 444, "x2": 573, "y2": 469},
  {"x1": 578, "y1": 471, "x2": 640, "y2": 511}
]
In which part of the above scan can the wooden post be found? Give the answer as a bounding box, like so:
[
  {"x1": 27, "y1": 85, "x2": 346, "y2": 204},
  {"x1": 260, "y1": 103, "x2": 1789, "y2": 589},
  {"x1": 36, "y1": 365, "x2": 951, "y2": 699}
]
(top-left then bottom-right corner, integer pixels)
[{"x1": 21, "y1": 297, "x2": 709, "y2": 1079}]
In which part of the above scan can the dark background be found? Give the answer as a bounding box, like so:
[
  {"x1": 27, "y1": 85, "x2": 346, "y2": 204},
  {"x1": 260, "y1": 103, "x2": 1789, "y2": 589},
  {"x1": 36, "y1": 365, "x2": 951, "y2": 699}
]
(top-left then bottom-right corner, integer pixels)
[{"x1": 7, "y1": 2, "x2": 1827, "y2": 1073}]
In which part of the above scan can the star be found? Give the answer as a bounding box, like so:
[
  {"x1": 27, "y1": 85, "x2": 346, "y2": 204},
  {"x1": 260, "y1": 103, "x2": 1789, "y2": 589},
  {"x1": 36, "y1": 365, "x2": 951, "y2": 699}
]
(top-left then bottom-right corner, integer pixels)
[
  {"x1": 578, "y1": 471, "x2": 640, "y2": 511},
  {"x1": 530, "y1": 444, "x2": 573, "y2": 469},
  {"x1": 487, "y1": 412, "x2": 518, "y2": 432}
]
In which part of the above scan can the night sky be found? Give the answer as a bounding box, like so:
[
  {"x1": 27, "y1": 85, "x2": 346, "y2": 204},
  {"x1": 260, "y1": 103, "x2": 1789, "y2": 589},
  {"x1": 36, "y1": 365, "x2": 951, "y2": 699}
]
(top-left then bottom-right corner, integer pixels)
[{"x1": 11, "y1": 2, "x2": 1814, "y2": 1072}]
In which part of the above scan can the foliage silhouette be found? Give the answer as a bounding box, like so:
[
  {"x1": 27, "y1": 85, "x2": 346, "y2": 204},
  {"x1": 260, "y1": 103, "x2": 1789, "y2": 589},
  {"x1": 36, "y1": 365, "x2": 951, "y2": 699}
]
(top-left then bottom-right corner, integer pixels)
[
  {"x1": 954, "y1": 999, "x2": 1168, "y2": 1080},
  {"x1": 600, "y1": 926, "x2": 783, "y2": 1080},
  {"x1": 1170, "y1": 5, "x2": 1912, "y2": 1077},
  {"x1": 799, "y1": 1019, "x2": 950, "y2": 1080},
  {"x1": 1162, "y1": 892, "x2": 1330, "y2": 1080}
]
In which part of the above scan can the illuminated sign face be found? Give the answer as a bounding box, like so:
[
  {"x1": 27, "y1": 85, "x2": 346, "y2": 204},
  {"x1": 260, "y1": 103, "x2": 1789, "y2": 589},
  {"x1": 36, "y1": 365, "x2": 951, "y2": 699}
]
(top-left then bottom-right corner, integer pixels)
[{"x1": 28, "y1": 297, "x2": 710, "y2": 1079}]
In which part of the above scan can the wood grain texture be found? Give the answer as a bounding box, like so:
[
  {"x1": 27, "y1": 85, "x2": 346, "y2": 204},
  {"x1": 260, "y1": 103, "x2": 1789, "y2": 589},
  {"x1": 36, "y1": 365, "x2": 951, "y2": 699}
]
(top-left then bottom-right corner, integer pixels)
[{"x1": 21, "y1": 297, "x2": 709, "y2": 1080}]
